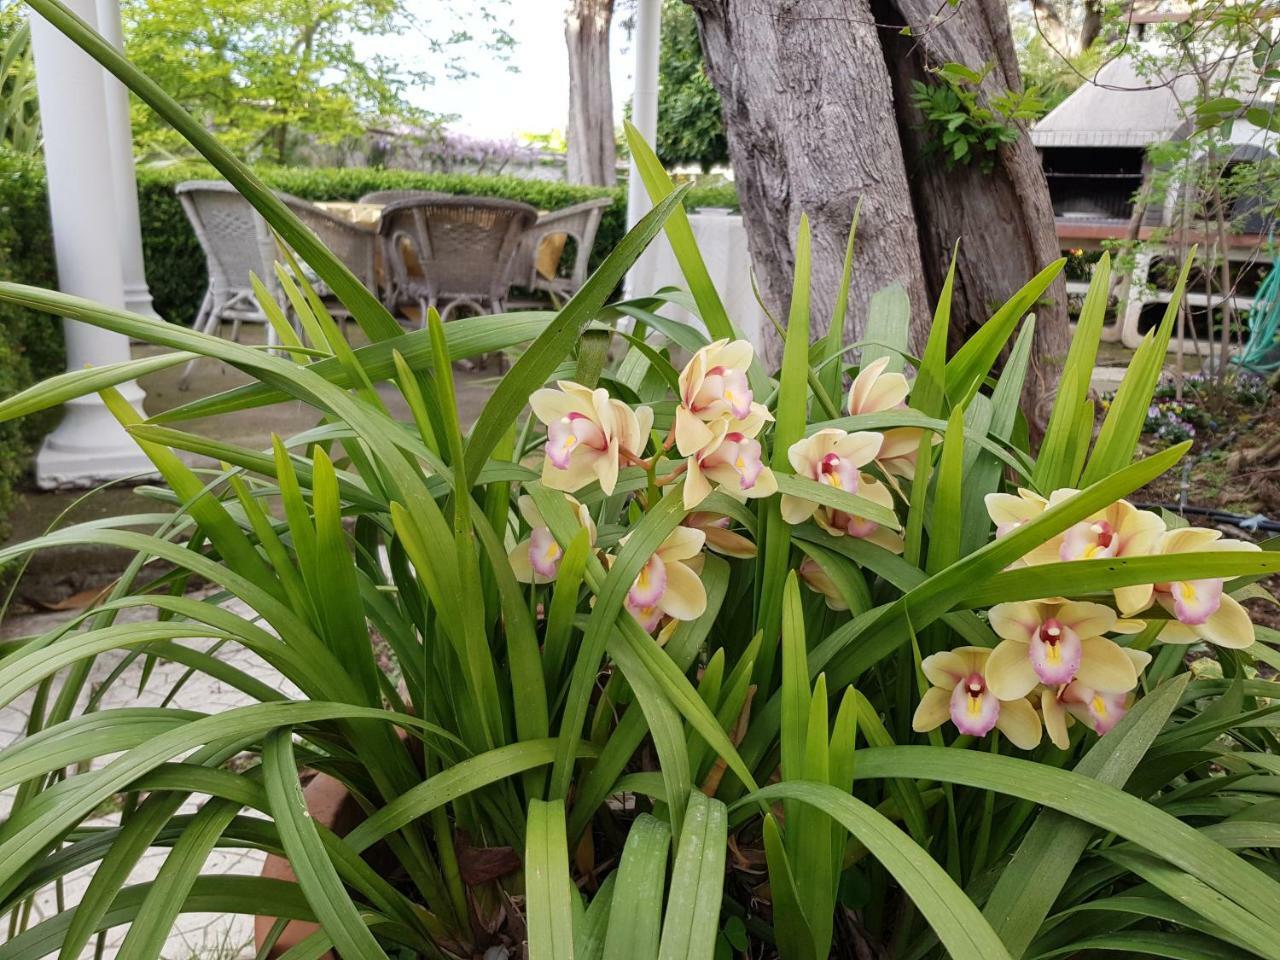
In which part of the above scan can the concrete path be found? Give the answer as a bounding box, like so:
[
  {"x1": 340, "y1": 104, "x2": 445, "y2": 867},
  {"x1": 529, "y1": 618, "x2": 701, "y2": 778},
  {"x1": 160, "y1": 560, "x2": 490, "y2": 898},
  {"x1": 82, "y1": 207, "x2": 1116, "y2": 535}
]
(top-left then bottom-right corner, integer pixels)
[{"x1": 0, "y1": 593, "x2": 300, "y2": 959}]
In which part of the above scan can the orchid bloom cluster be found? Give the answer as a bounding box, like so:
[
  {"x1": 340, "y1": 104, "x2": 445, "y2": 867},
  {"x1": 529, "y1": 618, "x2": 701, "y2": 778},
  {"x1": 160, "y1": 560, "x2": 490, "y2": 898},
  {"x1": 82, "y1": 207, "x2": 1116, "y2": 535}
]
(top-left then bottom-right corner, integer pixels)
[
  {"x1": 523, "y1": 342, "x2": 930, "y2": 635},
  {"x1": 915, "y1": 491, "x2": 1259, "y2": 748},
  {"x1": 522, "y1": 341, "x2": 1259, "y2": 749}
]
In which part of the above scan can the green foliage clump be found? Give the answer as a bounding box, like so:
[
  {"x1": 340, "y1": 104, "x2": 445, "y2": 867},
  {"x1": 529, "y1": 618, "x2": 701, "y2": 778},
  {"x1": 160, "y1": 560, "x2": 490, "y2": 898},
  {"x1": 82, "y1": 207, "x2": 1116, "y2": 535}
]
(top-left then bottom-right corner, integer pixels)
[
  {"x1": 655, "y1": 0, "x2": 728, "y2": 171},
  {"x1": 910, "y1": 63, "x2": 1045, "y2": 172},
  {"x1": 0, "y1": 150, "x2": 61, "y2": 536}
]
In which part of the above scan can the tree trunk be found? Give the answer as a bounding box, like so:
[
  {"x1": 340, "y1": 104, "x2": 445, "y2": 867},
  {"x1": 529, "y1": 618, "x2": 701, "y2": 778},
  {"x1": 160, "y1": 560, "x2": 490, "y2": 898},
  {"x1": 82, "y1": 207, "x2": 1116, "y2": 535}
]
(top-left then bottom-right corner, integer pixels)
[
  {"x1": 1080, "y1": 0, "x2": 1105, "y2": 51},
  {"x1": 877, "y1": 0, "x2": 1071, "y2": 422},
  {"x1": 565, "y1": 0, "x2": 617, "y2": 186},
  {"x1": 690, "y1": 0, "x2": 929, "y2": 368},
  {"x1": 689, "y1": 0, "x2": 1069, "y2": 424}
]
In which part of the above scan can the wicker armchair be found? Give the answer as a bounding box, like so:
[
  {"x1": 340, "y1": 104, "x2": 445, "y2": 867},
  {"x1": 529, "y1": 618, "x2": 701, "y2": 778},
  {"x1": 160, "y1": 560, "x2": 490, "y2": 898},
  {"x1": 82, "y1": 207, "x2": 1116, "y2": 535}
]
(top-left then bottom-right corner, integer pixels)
[
  {"x1": 357, "y1": 189, "x2": 450, "y2": 205},
  {"x1": 377, "y1": 195, "x2": 537, "y2": 322},
  {"x1": 274, "y1": 192, "x2": 379, "y2": 303},
  {"x1": 175, "y1": 180, "x2": 278, "y2": 388},
  {"x1": 506, "y1": 197, "x2": 613, "y2": 304}
]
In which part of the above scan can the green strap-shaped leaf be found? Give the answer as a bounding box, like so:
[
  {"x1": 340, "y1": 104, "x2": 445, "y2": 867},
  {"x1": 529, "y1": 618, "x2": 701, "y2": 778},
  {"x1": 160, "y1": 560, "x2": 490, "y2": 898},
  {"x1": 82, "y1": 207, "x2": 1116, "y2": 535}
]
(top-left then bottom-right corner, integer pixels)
[
  {"x1": 526, "y1": 799, "x2": 576, "y2": 960},
  {"x1": 944, "y1": 258, "x2": 1065, "y2": 409},
  {"x1": 757, "y1": 215, "x2": 813, "y2": 688},
  {"x1": 1080, "y1": 253, "x2": 1195, "y2": 486},
  {"x1": 739, "y1": 781, "x2": 1012, "y2": 960},
  {"x1": 657, "y1": 791, "x2": 729, "y2": 960},
  {"x1": 959, "y1": 552, "x2": 1280, "y2": 608},
  {"x1": 762, "y1": 814, "x2": 819, "y2": 960},
  {"x1": 600, "y1": 815, "x2": 670, "y2": 960},
  {"x1": 852, "y1": 746, "x2": 1280, "y2": 940},
  {"x1": 263, "y1": 728, "x2": 390, "y2": 960},
  {"x1": 982, "y1": 675, "x2": 1189, "y2": 958}
]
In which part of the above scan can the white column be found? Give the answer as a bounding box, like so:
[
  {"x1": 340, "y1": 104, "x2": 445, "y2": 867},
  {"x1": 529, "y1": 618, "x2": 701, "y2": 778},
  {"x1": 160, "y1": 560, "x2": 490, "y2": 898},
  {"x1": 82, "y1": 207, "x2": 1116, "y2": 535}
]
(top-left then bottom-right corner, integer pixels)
[
  {"x1": 30, "y1": 0, "x2": 154, "y2": 489},
  {"x1": 623, "y1": 0, "x2": 661, "y2": 298},
  {"x1": 95, "y1": 0, "x2": 159, "y2": 320}
]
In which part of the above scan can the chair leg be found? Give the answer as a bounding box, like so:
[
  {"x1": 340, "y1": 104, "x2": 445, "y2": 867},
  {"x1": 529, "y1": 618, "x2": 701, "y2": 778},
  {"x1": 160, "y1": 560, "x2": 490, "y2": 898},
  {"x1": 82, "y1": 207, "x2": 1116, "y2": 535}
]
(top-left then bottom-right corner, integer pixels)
[{"x1": 179, "y1": 291, "x2": 216, "y2": 391}]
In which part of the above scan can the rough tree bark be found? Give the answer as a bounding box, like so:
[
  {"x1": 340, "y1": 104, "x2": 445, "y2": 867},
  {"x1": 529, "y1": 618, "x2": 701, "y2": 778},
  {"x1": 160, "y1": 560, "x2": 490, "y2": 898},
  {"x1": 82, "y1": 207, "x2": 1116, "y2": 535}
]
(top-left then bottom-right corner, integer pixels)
[
  {"x1": 689, "y1": 0, "x2": 1070, "y2": 423},
  {"x1": 565, "y1": 0, "x2": 617, "y2": 186}
]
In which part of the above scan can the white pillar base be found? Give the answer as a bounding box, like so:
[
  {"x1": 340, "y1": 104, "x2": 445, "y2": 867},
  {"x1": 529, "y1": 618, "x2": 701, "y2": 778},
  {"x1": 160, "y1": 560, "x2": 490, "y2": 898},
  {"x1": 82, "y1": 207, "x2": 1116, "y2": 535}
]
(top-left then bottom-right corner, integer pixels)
[
  {"x1": 123, "y1": 280, "x2": 161, "y2": 321},
  {"x1": 35, "y1": 383, "x2": 156, "y2": 490}
]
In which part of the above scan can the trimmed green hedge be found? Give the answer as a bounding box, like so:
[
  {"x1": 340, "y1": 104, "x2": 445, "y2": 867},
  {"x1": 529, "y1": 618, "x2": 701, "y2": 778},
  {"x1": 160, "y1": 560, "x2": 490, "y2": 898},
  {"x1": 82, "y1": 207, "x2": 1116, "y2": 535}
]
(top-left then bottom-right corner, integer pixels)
[
  {"x1": 0, "y1": 156, "x2": 739, "y2": 532},
  {"x1": 0, "y1": 151, "x2": 62, "y2": 534}
]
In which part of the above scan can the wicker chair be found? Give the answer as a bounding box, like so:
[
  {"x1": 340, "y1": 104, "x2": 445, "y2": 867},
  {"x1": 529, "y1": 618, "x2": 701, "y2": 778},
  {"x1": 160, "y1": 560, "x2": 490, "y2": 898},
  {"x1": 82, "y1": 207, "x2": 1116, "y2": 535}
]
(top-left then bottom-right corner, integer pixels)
[
  {"x1": 175, "y1": 180, "x2": 278, "y2": 388},
  {"x1": 506, "y1": 197, "x2": 613, "y2": 304},
  {"x1": 377, "y1": 195, "x2": 537, "y2": 322},
  {"x1": 273, "y1": 192, "x2": 379, "y2": 304},
  {"x1": 357, "y1": 189, "x2": 450, "y2": 205}
]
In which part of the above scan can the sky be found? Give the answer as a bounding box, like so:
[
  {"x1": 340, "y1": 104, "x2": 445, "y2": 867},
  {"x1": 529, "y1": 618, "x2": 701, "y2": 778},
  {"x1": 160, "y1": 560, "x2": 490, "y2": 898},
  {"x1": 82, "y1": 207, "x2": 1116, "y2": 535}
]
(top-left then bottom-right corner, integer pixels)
[{"x1": 366, "y1": 1, "x2": 636, "y2": 141}]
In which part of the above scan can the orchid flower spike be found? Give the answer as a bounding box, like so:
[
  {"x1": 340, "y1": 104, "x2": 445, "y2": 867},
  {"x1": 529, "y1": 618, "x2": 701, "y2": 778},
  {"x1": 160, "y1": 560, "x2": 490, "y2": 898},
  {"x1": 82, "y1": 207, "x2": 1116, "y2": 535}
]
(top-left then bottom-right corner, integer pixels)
[
  {"x1": 675, "y1": 339, "x2": 771, "y2": 456},
  {"x1": 913, "y1": 647, "x2": 1042, "y2": 749},
  {"x1": 531, "y1": 380, "x2": 653, "y2": 496},
  {"x1": 985, "y1": 600, "x2": 1139, "y2": 700},
  {"x1": 507, "y1": 494, "x2": 596, "y2": 585},
  {"x1": 622, "y1": 526, "x2": 708, "y2": 633},
  {"x1": 1143, "y1": 527, "x2": 1259, "y2": 648},
  {"x1": 683, "y1": 406, "x2": 777, "y2": 509}
]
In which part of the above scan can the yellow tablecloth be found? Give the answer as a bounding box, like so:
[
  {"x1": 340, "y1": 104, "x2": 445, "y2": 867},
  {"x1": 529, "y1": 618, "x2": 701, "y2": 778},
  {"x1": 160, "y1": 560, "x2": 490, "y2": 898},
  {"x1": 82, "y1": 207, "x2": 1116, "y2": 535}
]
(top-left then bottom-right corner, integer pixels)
[{"x1": 314, "y1": 200, "x2": 566, "y2": 281}]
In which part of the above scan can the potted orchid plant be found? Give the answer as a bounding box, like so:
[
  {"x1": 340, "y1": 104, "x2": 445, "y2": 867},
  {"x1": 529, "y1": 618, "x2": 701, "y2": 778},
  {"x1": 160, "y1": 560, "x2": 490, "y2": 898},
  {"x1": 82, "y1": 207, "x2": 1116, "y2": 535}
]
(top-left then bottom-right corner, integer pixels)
[{"x1": 1, "y1": 2, "x2": 1279, "y2": 959}]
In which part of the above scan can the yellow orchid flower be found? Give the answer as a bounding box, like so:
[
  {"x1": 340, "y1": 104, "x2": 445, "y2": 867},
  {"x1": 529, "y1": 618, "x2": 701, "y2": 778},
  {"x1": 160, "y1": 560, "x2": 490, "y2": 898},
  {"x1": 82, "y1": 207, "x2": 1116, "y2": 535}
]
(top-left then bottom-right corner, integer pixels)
[
  {"x1": 531, "y1": 380, "x2": 653, "y2": 496},
  {"x1": 1041, "y1": 647, "x2": 1153, "y2": 748},
  {"x1": 674, "y1": 339, "x2": 772, "y2": 456},
  {"x1": 682, "y1": 407, "x2": 778, "y2": 510},
  {"x1": 985, "y1": 600, "x2": 1139, "y2": 700},
  {"x1": 620, "y1": 526, "x2": 708, "y2": 633},
  {"x1": 507, "y1": 494, "x2": 596, "y2": 585},
  {"x1": 1139, "y1": 527, "x2": 1260, "y2": 648},
  {"x1": 913, "y1": 647, "x2": 1042, "y2": 749}
]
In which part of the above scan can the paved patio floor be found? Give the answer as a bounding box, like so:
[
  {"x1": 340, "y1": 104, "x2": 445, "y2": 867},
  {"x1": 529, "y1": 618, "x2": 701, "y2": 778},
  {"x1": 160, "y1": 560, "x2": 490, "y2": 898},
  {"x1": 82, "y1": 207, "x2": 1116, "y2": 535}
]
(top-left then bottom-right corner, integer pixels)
[
  {"x1": 0, "y1": 593, "x2": 301, "y2": 959},
  {"x1": 4, "y1": 322, "x2": 494, "y2": 607}
]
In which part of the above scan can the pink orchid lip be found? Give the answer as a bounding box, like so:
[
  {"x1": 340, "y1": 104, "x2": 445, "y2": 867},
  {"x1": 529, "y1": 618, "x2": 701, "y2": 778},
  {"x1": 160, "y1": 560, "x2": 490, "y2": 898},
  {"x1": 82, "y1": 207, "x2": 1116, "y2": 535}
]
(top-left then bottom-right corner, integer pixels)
[
  {"x1": 1066, "y1": 683, "x2": 1127, "y2": 735},
  {"x1": 949, "y1": 674, "x2": 1000, "y2": 737},
  {"x1": 818, "y1": 453, "x2": 859, "y2": 493},
  {"x1": 625, "y1": 597, "x2": 664, "y2": 633},
  {"x1": 995, "y1": 520, "x2": 1025, "y2": 538},
  {"x1": 1168, "y1": 577, "x2": 1223, "y2": 626},
  {"x1": 843, "y1": 514, "x2": 879, "y2": 538},
  {"x1": 724, "y1": 433, "x2": 764, "y2": 490},
  {"x1": 721, "y1": 369, "x2": 752, "y2": 419},
  {"x1": 529, "y1": 527, "x2": 562, "y2": 579},
  {"x1": 628, "y1": 554, "x2": 668, "y2": 609},
  {"x1": 1061, "y1": 519, "x2": 1119, "y2": 561},
  {"x1": 546, "y1": 413, "x2": 606, "y2": 469},
  {"x1": 1029, "y1": 618, "x2": 1082, "y2": 686}
]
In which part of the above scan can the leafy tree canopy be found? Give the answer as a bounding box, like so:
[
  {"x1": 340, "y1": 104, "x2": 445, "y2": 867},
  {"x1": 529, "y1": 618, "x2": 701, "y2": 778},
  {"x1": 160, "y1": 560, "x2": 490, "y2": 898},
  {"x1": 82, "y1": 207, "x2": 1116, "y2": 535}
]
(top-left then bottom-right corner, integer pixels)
[{"x1": 120, "y1": 0, "x2": 511, "y2": 164}]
